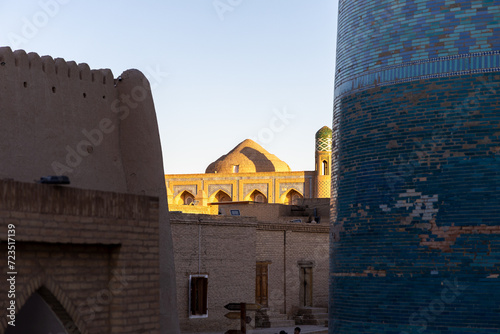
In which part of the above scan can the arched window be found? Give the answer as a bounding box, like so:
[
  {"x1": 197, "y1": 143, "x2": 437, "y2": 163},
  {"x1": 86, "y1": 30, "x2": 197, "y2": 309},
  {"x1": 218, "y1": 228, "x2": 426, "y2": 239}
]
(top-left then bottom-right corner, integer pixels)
[{"x1": 322, "y1": 160, "x2": 329, "y2": 176}]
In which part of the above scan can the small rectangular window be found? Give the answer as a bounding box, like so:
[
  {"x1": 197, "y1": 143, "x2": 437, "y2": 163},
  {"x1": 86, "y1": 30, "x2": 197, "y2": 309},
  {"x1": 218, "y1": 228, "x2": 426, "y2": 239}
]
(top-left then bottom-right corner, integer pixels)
[{"x1": 189, "y1": 275, "x2": 208, "y2": 318}]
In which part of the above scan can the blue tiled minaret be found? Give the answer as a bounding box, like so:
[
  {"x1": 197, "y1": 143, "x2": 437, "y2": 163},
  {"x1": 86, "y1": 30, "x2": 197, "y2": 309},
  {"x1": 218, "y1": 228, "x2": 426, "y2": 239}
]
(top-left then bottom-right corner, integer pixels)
[{"x1": 331, "y1": 1, "x2": 500, "y2": 333}]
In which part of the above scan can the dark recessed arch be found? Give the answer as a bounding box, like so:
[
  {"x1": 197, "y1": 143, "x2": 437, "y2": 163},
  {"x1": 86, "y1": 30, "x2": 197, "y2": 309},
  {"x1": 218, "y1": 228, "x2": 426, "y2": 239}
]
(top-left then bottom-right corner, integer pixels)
[
  {"x1": 210, "y1": 190, "x2": 232, "y2": 203},
  {"x1": 283, "y1": 189, "x2": 303, "y2": 205},
  {"x1": 246, "y1": 189, "x2": 267, "y2": 203},
  {"x1": 175, "y1": 190, "x2": 196, "y2": 205},
  {"x1": 6, "y1": 286, "x2": 81, "y2": 334}
]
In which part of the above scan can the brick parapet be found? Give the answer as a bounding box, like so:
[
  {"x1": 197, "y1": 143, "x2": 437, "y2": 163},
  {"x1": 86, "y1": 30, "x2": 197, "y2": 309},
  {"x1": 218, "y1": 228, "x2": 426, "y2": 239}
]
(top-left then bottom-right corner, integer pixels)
[
  {"x1": 169, "y1": 212, "x2": 257, "y2": 227},
  {"x1": 0, "y1": 179, "x2": 157, "y2": 221},
  {"x1": 257, "y1": 223, "x2": 328, "y2": 234}
]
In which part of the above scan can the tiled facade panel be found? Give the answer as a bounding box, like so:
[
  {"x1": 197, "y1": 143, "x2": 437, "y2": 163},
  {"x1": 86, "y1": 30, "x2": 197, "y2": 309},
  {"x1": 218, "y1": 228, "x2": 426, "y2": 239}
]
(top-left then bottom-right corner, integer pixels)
[
  {"x1": 336, "y1": 0, "x2": 500, "y2": 94},
  {"x1": 330, "y1": 73, "x2": 500, "y2": 333}
]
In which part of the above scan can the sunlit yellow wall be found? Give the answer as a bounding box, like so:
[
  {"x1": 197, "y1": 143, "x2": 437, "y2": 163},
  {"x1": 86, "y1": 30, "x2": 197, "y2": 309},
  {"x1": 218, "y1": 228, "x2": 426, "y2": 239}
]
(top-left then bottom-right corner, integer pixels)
[{"x1": 165, "y1": 171, "x2": 315, "y2": 212}]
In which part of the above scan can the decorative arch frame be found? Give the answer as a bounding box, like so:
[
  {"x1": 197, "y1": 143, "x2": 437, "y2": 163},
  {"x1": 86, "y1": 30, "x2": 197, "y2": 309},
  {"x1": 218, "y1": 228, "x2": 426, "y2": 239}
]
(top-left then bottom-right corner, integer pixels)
[
  {"x1": 244, "y1": 189, "x2": 268, "y2": 203},
  {"x1": 2, "y1": 274, "x2": 87, "y2": 334},
  {"x1": 208, "y1": 189, "x2": 232, "y2": 203},
  {"x1": 174, "y1": 190, "x2": 196, "y2": 205},
  {"x1": 280, "y1": 188, "x2": 304, "y2": 205}
]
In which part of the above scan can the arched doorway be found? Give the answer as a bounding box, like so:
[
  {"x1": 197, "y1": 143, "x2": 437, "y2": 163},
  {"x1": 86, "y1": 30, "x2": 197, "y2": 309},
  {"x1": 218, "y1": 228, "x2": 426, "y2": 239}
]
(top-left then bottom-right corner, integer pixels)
[{"x1": 6, "y1": 287, "x2": 80, "y2": 334}]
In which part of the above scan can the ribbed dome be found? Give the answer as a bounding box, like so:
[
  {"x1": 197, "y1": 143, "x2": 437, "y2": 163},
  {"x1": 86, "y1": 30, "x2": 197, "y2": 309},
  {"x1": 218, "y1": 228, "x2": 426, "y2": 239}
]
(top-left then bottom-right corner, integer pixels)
[
  {"x1": 205, "y1": 139, "x2": 291, "y2": 174},
  {"x1": 316, "y1": 126, "x2": 332, "y2": 139}
]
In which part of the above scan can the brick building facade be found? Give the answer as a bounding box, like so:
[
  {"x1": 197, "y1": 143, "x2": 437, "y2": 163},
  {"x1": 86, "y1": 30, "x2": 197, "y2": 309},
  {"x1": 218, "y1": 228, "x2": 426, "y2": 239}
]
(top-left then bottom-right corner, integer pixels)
[
  {"x1": 166, "y1": 128, "x2": 332, "y2": 210},
  {"x1": 171, "y1": 200, "x2": 329, "y2": 333}
]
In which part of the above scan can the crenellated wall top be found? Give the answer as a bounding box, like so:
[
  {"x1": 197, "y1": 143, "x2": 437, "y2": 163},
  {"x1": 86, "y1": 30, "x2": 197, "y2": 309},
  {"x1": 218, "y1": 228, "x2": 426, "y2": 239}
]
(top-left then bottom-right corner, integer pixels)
[{"x1": 0, "y1": 46, "x2": 114, "y2": 85}]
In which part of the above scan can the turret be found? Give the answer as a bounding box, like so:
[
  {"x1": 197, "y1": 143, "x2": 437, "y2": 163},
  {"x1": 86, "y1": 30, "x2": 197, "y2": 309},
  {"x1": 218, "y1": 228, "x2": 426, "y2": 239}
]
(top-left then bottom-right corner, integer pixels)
[{"x1": 314, "y1": 126, "x2": 332, "y2": 198}]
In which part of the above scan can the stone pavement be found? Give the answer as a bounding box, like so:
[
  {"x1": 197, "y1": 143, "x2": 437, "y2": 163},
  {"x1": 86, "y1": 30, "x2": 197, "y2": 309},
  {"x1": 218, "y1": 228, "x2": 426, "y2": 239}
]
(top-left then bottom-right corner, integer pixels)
[{"x1": 183, "y1": 325, "x2": 328, "y2": 334}]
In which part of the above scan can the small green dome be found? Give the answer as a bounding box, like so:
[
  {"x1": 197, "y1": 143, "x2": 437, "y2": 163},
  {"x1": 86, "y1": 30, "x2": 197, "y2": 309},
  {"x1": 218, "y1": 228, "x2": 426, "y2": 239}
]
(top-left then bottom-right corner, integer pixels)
[{"x1": 315, "y1": 126, "x2": 332, "y2": 139}]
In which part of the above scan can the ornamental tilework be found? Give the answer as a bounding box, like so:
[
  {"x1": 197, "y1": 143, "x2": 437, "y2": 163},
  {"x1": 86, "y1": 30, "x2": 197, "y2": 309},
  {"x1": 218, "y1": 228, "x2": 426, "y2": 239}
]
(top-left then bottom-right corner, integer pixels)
[
  {"x1": 243, "y1": 183, "x2": 268, "y2": 199},
  {"x1": 317, "y1": 180, "x2": 330, "y2": 197},
  {"x1": 331, "y1": 1, "x2": 500, "y2": 333},
  {"x1": 208, "y1": 184, "x2": 232, "y2": 198},
  {"x1": 331, "y1": 71, "x2": 500, "y2": 334},
  {"x1": 316, "y1": 137, "x2": 333, "y2": 152},
  {"x1": 173, "y1": 185, "x2": 197, "y2": 197},
  {"x1": 336, "y1": 0, "x2": 500, "y2": 96},
  {"x1": 280, "y1": 183, "x2": 304, "y2": 196}
]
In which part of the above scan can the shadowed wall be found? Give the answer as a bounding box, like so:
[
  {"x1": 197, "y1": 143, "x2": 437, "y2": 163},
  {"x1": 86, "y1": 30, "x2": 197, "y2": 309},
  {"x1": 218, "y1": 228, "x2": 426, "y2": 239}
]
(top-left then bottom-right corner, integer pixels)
[{"x1": 0, "y1": 47, "x2": 179, "y2": 334}]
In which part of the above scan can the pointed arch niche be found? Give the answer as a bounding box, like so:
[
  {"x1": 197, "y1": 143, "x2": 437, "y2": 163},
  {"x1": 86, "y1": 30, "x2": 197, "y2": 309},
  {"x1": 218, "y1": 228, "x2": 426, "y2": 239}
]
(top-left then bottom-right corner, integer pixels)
[
  {"x1": 282, "y1": 189, "x2": 303, "y2": 205},
  {"x1": 245, "y1": 189, "x2": 268, "y2": 203},
  {"x1": 175, "y1": 190, "x2": 196, "y2": 205},
  {"x1": 209, "y1": 190, "x2": 232, "y2": 203},
  {"x1": 6, "y1": 286, "x2": 81, "y2": 334}
]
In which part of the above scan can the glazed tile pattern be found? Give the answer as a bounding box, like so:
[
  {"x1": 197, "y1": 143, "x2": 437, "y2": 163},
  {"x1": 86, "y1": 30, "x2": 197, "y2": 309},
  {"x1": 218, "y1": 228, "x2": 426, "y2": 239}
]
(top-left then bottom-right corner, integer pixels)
[
  {"x1": 335, "y1": 0, "x2": 500, "y2": 97},
  {"x1": 331, "y1": 1, "x2": 500, "y2": 333},
  {"x1": 316, "y1": 137, "x2": 333, "y2": 152},
  {"x1": 336, "y1": 50, "x2": 500, "y2": 97}
]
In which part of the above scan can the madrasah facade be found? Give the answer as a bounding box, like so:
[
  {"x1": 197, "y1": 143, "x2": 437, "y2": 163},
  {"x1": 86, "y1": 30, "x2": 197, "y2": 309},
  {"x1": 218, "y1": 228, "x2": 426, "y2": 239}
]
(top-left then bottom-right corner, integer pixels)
[{"x1": 165, "y1": 126, "x2": 333, "y2": 212}]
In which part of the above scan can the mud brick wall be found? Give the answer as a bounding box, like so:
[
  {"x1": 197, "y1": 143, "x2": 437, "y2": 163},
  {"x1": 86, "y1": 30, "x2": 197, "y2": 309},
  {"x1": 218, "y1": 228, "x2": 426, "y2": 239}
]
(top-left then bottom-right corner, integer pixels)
[
  {"x1": 0, "y1": 180, "x2": 162, "y2": 334},
  {"x1": 0, "y1": 46, "x2": 179, "y2": 333},
  {"x1": 257, "y1": 223, "x2": 329, "y2": 317},
  {"x1": 169, "y1": 212, "x2": 256, "y2": 333}
]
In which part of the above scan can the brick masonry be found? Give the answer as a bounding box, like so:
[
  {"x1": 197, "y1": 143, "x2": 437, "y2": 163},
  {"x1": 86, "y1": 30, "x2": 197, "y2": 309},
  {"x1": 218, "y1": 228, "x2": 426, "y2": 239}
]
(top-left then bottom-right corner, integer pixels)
[
  {"x1": 331, "y1": 1, "x2": 500, "y2": 333},
  {"x1": 0, "y1": 180, "x2": 162, "y2": 334},
  {"x1": 256, "y1": 226, "x2": 329, "y2": 316},
  {"x1": 169, "y1": 213, "x2": 256, "y2": 332},
  {"x1": 170, "y1": 212, "x2": 329, "y2": 332}
]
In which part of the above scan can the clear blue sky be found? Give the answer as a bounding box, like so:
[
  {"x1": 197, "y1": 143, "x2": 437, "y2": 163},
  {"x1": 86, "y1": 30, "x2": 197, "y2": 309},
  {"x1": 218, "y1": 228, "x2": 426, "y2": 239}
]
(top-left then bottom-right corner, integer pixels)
[{"x1": 0, "y1": 0, "x2": 338, "y2": 174}]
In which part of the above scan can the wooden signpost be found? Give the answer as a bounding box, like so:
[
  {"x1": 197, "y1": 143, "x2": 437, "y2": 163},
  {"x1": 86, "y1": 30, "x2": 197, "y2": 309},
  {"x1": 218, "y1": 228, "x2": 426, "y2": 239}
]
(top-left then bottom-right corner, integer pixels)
[
  {"x1": 225, "y1": 303, "x2": 262, "y2": 311},
  {"x1": 224, "y1": 312, "x2": 241, "y2": 320},
  {"x1": 224, "y1": 302, "x2": 262, "y2": 334}
]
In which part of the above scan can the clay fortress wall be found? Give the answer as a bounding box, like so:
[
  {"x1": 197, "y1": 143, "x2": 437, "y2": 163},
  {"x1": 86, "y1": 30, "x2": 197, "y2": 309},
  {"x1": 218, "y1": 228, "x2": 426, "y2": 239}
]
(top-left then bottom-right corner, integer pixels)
[{"x1": 0, "y1": 47, "x2": 179, "y2": 333}]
